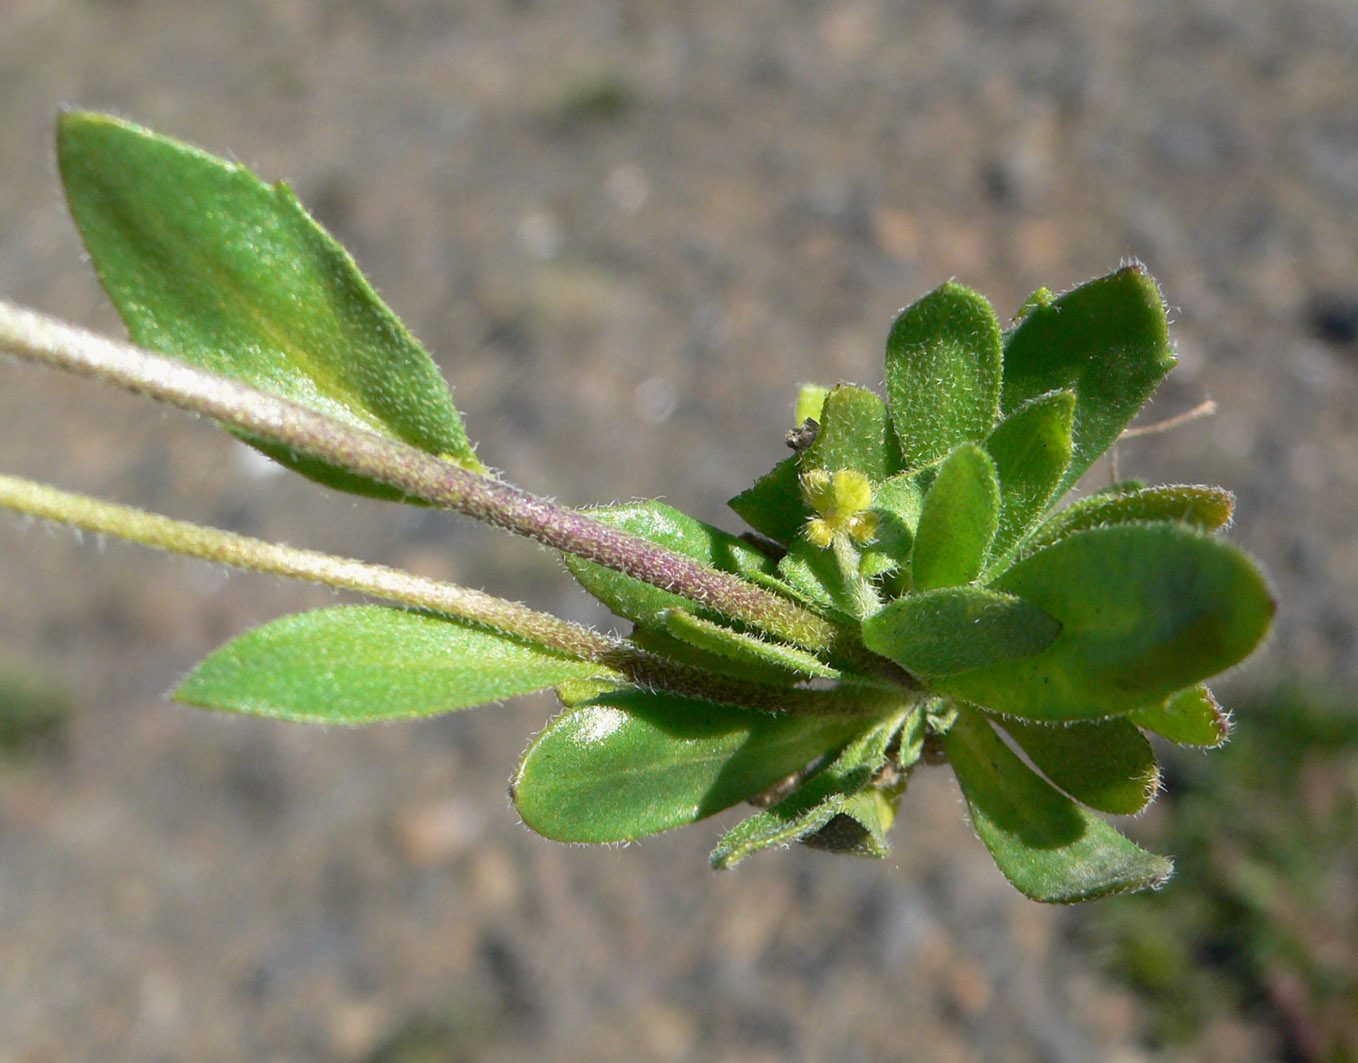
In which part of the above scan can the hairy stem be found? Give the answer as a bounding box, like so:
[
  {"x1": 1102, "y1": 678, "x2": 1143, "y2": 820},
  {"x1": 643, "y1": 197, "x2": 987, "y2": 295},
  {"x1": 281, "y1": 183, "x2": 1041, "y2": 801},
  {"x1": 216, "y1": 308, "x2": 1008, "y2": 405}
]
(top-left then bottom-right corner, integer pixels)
[
  {"x1": 0, "y1": 300, "x2": 837, "y2": 650},
  {"x1": 0, "y1": 473, "x2": 889, "y2": 717}
]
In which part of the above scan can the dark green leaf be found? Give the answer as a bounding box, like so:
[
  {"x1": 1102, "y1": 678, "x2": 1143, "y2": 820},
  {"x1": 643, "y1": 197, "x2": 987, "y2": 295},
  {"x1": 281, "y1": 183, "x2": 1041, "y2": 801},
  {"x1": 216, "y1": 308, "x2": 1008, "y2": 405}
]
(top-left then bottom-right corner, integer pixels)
[
  {"x1": 939, "y1": 523, "x2": 1275, "y2": 721},
  {"x1": 944, "y1": 707, "x2": 1172, "y2": 902},
  {"x1": 729, "y1": 455, "x2": 806, "y2": 545},
  {"x1": 1129, "y1": 685, "x2": 1230, "y2": 747},
  {"x1": 710, "y1": 712, "x2": 907, "y2": 868},
  {"x1": 512, "y1": 689, "x2": 860, "y2": 843},
  {"x1": 885, "y1": 282, "x2": 1003, "y2": 469},
  {"x1": 801, "y1": 384, "x2": 903, "y2": 481},
  {"x1": 862, "y1": 586, "x2": 1061, "y2": 677},
  {"x1": 998, "y1": 716, "x2": 1159, "y2": 815},
  {"x1": 57, "y1": 112, "x2": 484, "y2": 498},
  {"x1": 565, "y1": 500, "x2": 779, "y2": 625},
  {"x1": 1000, "y1": 266, "x2": 1176, "y2": 497},
  {"x1": 175, "y1": 606, "x2": 604, "y2": 723},
  {"x1": 1023, "y1": 485, "x2": 1235, "y2": 556},
  {"x1": 984, "y1": 389, "x2": 1075, "y2": 559},
  {"x1": 910, "y1": 442, "x2": 1000, "y2": 590},
  {"x1": 662, "y1": 609, "x2": 841, "y2": 679}
]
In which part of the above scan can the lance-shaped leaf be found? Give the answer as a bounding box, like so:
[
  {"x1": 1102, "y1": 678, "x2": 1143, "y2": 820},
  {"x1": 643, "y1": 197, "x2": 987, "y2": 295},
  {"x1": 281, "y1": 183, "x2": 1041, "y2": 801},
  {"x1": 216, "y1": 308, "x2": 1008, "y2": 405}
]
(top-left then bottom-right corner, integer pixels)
[
  {"x1": 801, "y1": 384, "x2": 903, "y2": 481},
  {"x1": 1129, "y1": 685, "x2": 1231, "y2": 747},
  {"x1": 885, "y1": 282, "x2": 1003, "y2": 469},
  {"x1": 944, "y1": 708, "x2": 1172, "y2": 902},
  {"x1": 710, "y1": 712, "x2": 908, "y2": 868},
  {"x1": 984, "y1": 389, "x2": 1075, "y2": 559},
  {"x1": 862, "y1": 586, "x2": 1061, "y2": 678},
  {"x1": 662, "y1": 609, "x2": 842, "y2": 680},
  {"x1": 512, "y1": 689, "x2": 860, "y2": 843},
  {"x1": 910, "y1": 442, "x2": 1001, "y2": 590},
  {"x1": 565, "y1": 501, "x2": 780, "y2": 625},
  {"x1": 1023, "y1": 485, "x2": 1234, "y2": 557},
  {"x1": 175, "y1": 606, "x2": 606, "y2": 723},
  {"x1": 1000, "y1": 266, "x2": 1176, "y2": 497},
  {"x1": 939, "y1": 523, "x2": 1275, "y2": 721},
  {"x1": 57, "y1": 111, "x2": 484, "y2": 498},
  {"x1": 997, "y1": 716, "x2": 1160, "y2": 815}
]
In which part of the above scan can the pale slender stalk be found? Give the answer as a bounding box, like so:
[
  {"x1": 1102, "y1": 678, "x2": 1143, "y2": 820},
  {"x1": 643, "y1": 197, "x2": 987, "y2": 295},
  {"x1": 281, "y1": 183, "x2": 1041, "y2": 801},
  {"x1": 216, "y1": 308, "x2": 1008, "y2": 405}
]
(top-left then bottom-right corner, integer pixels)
[
  {"x1": 0, "y1": 300, "x2": 837, "y2": 652},
  {"x1": 0, "y1": 473, "x2": 892, "y2": 716}
]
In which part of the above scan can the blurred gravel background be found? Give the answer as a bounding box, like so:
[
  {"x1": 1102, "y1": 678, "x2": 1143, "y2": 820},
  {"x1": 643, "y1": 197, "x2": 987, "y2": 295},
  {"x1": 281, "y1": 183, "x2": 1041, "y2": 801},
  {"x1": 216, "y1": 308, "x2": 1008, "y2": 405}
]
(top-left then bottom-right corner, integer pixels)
[{"x1": 1, "y1": 2, "x2": 1355, "y2": 1060}]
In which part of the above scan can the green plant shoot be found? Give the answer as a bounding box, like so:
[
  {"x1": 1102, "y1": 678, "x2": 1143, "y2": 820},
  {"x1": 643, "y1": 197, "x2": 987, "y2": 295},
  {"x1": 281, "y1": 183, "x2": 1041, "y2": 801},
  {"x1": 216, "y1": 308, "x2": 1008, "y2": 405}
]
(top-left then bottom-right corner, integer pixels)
[{"x1": 0, "y1": 112, "x2": 1275, "y2": 902}]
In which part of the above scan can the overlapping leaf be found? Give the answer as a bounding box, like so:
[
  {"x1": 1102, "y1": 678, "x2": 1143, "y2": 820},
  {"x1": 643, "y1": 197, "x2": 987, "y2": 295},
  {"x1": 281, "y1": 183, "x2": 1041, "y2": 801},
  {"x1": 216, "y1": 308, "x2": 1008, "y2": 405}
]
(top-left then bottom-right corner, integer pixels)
[
  {"x1": 512, "y1": 689, "x2": 861, "y2": 843},
  {"x1": 1000, "y1": 266, "x2": 1176, "y2": 497},
  {"x1": 944, "y1": 708, "x2": 1172, "y2": 902},
  {"x1": 910, "y1": 442, "x2": 1000, "y2": 590},
  {"x1": 565, "y1": 500, "x2": 781, "y2": 624},
  {"x1": 939, "y1": 523, "x2": 1274, "y2": 721}
]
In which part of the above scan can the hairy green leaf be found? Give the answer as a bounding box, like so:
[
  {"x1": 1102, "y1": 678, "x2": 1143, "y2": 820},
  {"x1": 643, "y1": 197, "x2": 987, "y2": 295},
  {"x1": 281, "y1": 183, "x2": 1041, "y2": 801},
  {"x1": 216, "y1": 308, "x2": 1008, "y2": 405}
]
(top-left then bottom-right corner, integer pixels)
[
  {"x1": 862, "y1": 586, "x2": 1061, "y2": 677},
  {"x1": 799, "y1": 787, "x2": 900, "y2": 857},
  {"x1": 860, "y1": 471, "x2": 924, "y2": 577},
  {"x1": 57, "y1": 111, "x2": 484, "y2": 497},
  {"x1": 1001, "y1": 267, "x2": 1176, "y2": 497},
  {"x1": 940, "y1": 523, "x2": 1275, "y2": 721},
  {"x1": 565, "y1": 500, "x2": 780, "y2": 625},
  {"x1": 911, "y1": 442, "x2": 1001, "y2": 590},
  {"x1": 512, "y1": 689, "x2": 860, "y2": 843},
  {"x1": 984, "y1": 389, "x2": 1075, "y2": 559},
  {"x1": 998, "y1": 716, "x2": 1159, "y2": 815},
  {"x1": 885, "y1": 282, "x2": 1003, "y2": 469},
  {"x1": 801, "y1": 384, "x2": 903, "y2": 481},
  {"x1": 710, "y1": 713, "x2": 906, "y2": 868},
  {"x1": 175, "y1": 606, "x2": 604, "y2": 723},
  {"x1": 729, "y1": 455, "x2": 806, "y2": 545},
  {"x1": 1129, "y1": 685, "x2": 1230, "y2": 747},
  {"x1": 662, "y1": 609, "x2": 841, "y2": 679},
  {"x1": 945, "y1": 708, "x2": 1172, "y2": 902},
  {"x1": 1023, "y1": 485, "x2": 1234, "y2": 557}
]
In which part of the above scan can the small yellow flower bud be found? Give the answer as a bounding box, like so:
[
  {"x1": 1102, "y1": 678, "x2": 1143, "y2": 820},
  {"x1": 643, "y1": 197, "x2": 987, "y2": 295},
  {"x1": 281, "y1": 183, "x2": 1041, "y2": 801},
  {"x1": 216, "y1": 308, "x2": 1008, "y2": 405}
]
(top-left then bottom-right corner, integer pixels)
[
  {"x1": 828, "y1": 469, "x2": 873, "y2": 515},
  {"x1": 798, "y1": 467, "x2": 876, "y2": 548}
]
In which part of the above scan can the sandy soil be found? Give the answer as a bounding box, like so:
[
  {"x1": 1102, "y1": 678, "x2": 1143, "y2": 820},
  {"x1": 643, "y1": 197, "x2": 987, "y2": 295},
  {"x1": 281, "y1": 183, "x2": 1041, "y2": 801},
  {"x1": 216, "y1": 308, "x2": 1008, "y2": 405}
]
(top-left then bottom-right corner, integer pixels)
[{"x1": 1, "y1": 1, "x2": 1355, "y2": 1060}]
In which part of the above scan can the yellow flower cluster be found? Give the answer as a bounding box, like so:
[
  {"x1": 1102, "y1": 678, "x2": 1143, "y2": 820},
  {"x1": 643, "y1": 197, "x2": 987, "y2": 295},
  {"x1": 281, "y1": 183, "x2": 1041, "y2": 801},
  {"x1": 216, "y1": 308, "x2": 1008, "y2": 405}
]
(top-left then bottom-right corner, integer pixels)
[{"x1": 800, "y1": 468, "x2": 878, "y2": 548}]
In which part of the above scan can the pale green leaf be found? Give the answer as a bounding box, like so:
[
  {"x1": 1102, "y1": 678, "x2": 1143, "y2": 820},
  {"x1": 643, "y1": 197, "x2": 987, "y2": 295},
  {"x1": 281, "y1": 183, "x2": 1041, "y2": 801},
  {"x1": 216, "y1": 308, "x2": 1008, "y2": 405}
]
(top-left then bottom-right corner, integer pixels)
[
  {"x1": 911, "y1": 442, "x2": 1000, "y2": 590},
  {"x1": 175, "y1": 606, "x2": 605, "y2": 723},
  {"x1": 885, "y1": 282, "x2": 1003, "y2": 469}
]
